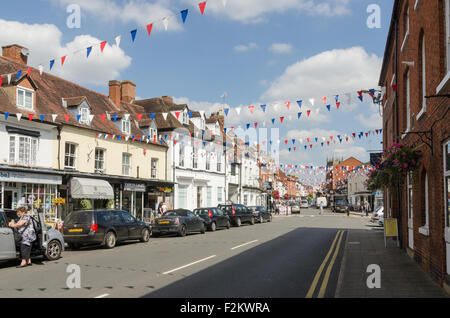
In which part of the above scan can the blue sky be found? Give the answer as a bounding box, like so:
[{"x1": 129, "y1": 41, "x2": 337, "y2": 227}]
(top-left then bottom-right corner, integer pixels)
[{"x1": 0, "y1": 0, "x2": 394, "y2": 184}]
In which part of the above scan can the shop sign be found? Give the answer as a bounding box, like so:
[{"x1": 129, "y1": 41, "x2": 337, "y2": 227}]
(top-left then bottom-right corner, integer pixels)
[
  {"x1": 157, "y1": 186, "x2": 173, "y2": 193},
  {"x1": 0, "y1": 171, "x2": 62, "y2": 185},
  {"x1": 124, "y1": 183, "x2": 146, "y2": 192}
]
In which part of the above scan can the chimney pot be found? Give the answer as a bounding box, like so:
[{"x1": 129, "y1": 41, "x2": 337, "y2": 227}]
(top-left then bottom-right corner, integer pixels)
[
  {"x1": 120, "y1": 80, "x2": 136, "y2": 103},
  {"x1": 2, "y1": 44, "x2": 28, "y2": 65},
  {"x1": 161, "y1": 96, "x2": 173, "y2": 104},
  {"x1": 109, "y1": 80, "x2": 121, "y2": 108}
]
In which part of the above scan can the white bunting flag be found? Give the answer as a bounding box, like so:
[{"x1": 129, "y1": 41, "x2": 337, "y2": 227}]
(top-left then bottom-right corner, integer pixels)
[
  {"x1": 16, "y1": 113, "x2": 22, "y2": 121},
  {"x1": 7, "y1": 74, "x2": 12, "y2": 85},
  {"x1": 115, "y1": 35, "x2": 122, "y2": 48},
  {"x1": 162, "y1": 113, "x2": 168, "y2": 120},
  {"x1": 163, "y1": 17, "x2": 170, "y2": 31},
  {"x1": 52, "y1": 114, "x2": 58, "y2": 122},
  {"x1": 309, "y1": 98, "x2": 315, "y2": 106},
  {"x1": 88, "y1": 114, "x2": 95, "y2": 123},
  {"x1": 235, "y1": 107, "x2": 241, "y2": 115},
  {"x1": 222, "y1": 0, "x2": 227, "y2": 7},
  {"x1": 38, "y1": 65, "x2": 44, "y2": 76},
  {"x1": 124, "y1": 114, "x2": 130, "y2": 121}
]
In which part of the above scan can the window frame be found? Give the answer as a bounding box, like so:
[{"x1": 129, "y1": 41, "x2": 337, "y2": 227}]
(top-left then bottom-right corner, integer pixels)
[
  {"x1": 9, "y1": 134, "x2": 38, "y2": 166},
  {"x1": 151, "y1": 158, "x2": 158, "y2": 179},
  {"x1": 444, "y1": 139, "x2": 450, "y2": 229},
  {"x1": 94, "y1": 148, "x2": 106, "y2": 173},
  {"x1": 417, "y1": 33, "x2": 427, "y2": 120},
  {"x1": 16, "y1": 86, "x2": 34, "y2": 110},
  {"x1": 79, "y1": 106, "x2": 90, "y2": 125},
  {"x1": 122, "y1": 153, "x2": 131, "y2": 176},
  {"x1": 64, "y1": 142, "x2": 77, "y2": 169},
  {"x1": 122, "y1": 118, "x2": 131, "y2": 136}
]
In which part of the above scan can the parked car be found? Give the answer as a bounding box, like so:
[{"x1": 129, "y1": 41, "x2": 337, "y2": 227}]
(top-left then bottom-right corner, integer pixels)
[
  {"x1": 247, "y1": 206, "x2": 272, "y2": 223},
  {"x1": 193, "y1": 207, "x2": 231, "y2": 231},
  {"x1": 288, "y1": 202, "x2": 301, "y2": 214},
  {"x1": 332, "y1": 196, "x2": 349, "y2": 213},
  {"x1": 300, "y1": 200, "x2": 309, "y2": 208},
  {"x1": 371, "y1": 207, "x2": 384, "y2": 224},
  {"x1": 378, "y1": 213, "x2": 385, "y2": 226},
  {"x1": 1, "y1": 209, "x2": 64, "y2": 261},
  {"x1": 63, "y1": 209, "x2": 151, "y2": 249},
  {"x1": 152, "y1": 209, "x2": 206, "y2": 237},
  {"x1": 217, "y1": 204, "x2": 255, "y2": 227}
]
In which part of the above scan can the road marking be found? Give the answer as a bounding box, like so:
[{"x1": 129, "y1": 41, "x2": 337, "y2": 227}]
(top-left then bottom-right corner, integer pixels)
[
  {"x1": 94, "y1": 293, "x2": 109, "y2": 298},
  {"x1": 305, "y1": 230, "x2": 342, "y2": 298},
  {"x1": 317, "y1": 230, "x2": 345, "y2": 298},
  {"x1": 162, "y1": 255, "x2": 216, "y2": 275},
  {"x1": 230, "y1": 240, "x2": 259, "y2": 250}
]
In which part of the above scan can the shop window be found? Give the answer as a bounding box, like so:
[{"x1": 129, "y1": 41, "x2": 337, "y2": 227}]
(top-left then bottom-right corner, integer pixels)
[
  {"x1": 95, "y1": 148, "x2": 105, "y2": 173},
  {"x1": 9, "y1": 135, "x2": 37, "y2": 166},
  {"x1": 151, "y1": 158, "x2": 158, "y2": 179},
  {"x1": 179, "y1": 145, "x2": 185, "y2": 167},
  {"x1": 217, "y1": 187, "x2": 223, "y2": 204},
  {"x1": 64, "y1": 142, "x2": 77, "y2": 169},
  {"x1": 122, "y1": 153, "x2": 131, "y2": 176}
]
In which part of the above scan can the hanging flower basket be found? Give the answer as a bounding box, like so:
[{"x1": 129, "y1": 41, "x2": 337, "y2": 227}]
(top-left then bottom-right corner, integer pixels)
[{"x1": 366, "y1": 142, "x2": 422, "y2": 191}]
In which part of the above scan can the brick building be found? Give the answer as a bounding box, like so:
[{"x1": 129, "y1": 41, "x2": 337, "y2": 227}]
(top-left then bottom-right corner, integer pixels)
[{"x1": 378, "y1": 0, "x2": 450, "y2": 290}]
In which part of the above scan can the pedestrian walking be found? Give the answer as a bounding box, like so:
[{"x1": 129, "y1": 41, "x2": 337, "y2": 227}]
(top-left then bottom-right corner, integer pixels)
[
  {"x1": 365, "y1": 201, "x2": 370, "y2": 217},
  {"x1": 8, "y1": 207, "x2": 36, "y2": 268},
  {"x1": 319, "y1": 202, "x2": 323, "y2": 215}
]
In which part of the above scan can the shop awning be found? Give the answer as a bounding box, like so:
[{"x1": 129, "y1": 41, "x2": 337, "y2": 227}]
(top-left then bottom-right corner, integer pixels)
[{"x1": 70, "y1": 177, "x2": 114, "y2": 200}]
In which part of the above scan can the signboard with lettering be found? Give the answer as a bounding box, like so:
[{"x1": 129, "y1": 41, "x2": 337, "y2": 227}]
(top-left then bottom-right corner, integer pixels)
[
  {"x1": 0, "y1": 171, "x2": 62, "y2": 185},
  {"x1": 123, "y1": 183, "x2": 146, "y2": 192}
]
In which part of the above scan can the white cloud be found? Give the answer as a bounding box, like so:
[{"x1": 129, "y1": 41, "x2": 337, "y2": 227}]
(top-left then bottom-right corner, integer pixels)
[
  {"x1": 356, "y1": 112, "x2": 382, "y2": 129},
  {"x1": 50, "y1": 0, "x2": 182, "y2": 31},
  {"x1": 173, "y1": 96, "x2": 224, "y2": 116},
  {"x1": 0, "y1": 19, "x2": 132, "y2": 86},
  {"x1": 181, "y1": 0, "x2": 352, "y2": 23},
  {"x1": 233, "y1": 42, "x2": 258, "y2": 52},
  {"x1": 269, "y1": 43, "x2": 293, "y2": 54}
]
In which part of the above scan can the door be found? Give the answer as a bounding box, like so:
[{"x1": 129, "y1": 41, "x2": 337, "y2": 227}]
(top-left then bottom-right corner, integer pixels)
[
  {"x1": 0, "y1": 212, "x2": 16, "y2": 260},
  {"x1": 187, "y1": 211, "x2": 201, "y2": 231},
  {"x1": 120, "y1": 211, "x2": 140, "y2": 239},
  {"x1": 197, "y1": 187, "x2": 202, "y2": 208},
  {"x1": 407, "y1": 173, "x2": 414, "y2": 250},
  {"x1": 4, "y1": 190, "x2": 17, "y2": 210},
  {"x1": 110, "y1": 211, "x2": 128, "y2": 240},
  {"x1": 214, "y1": 208, "x2": 227, "y2": 227}
]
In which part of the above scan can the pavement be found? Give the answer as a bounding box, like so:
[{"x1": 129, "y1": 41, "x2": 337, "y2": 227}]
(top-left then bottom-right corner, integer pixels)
[{"x1": 335, "y1": 226, "x2": 449, "y2": 298}]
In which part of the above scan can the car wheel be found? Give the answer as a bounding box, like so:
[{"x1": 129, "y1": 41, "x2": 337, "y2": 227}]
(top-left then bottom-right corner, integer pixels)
[
  {"x1": 104, "y1": 231, "x2": 116, "y2": 249},
  {"x1": 210, "y1": 222, "x2": 216, "y2": 232},
  {"x1": 226, "y1": 220, "x2": 231, "y2": 229},
  {"x1": 140, "y1": 228, "x2": 150, "y2": 242},
  {"x1": 178, "y1": 225, "x2": 187, "y2": 237},
  {"x1": 268, "y1": 215, "x2": 272, "y2": 222},
  {"x1": 235, "y1": 217, "x2": 241, "y2": 227},
  {"x1": 200, "y1": 223, "x2": 206, "y2": 234},
  {"x1": 250, "y1": 217, "x2": 255, "y2": 225},
  {"x1": 259, "y1": 216, "x2": 263, "y2": 223},
  {"x1": 46, "y1": 240, "x2": 62, "y2": 261}
]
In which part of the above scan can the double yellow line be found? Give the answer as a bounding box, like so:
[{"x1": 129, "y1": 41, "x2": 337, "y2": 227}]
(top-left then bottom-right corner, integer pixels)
[{"x1": 305, "y1": 230, "x2": 345, "y2": 298}]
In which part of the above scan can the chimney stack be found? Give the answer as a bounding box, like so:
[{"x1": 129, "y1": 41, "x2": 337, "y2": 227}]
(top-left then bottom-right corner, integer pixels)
[
  {"x1": 120, "y1": 80, "x2": 136, "y2": 103},
  {"x1": 161, "y1": 96, "x2": 174, "y2": 104},
  {"x1": 109, "y1": 80, "x2": 121, "y2": 108},
  {"x1": 2, "y1": 44, "x2": 29, "y2": 65}
]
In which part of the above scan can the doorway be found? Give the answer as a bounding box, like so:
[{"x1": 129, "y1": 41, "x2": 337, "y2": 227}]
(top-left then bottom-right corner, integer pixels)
[{"x1": 197, "y1": 187, "x2": 202, "y2": 208}]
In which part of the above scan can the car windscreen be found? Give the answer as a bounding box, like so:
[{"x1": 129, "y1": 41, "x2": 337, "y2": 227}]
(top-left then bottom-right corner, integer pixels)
[
  {"x1": 194, "y1": 209, "x2": 210, "y2": 216},
  {"x1": 336, "y1": 200, "x2": 347, "y2": 205},
  {"x1": 64, "y1": 211, "x2": 93, "y2": 224},
  {"x1": 218, "y1": 205, "x2": 232, "y2": 212},
  {"x1": 164, "y1": 210, "x2": 188, "y2": 217}
]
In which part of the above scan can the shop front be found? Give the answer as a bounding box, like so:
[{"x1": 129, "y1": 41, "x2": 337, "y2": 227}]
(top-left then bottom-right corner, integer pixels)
[
  {"x1": 121, "y1": 182, "x2": 146, "y2": 220},
  {"x1": 0, "y1": 169, "x2": 62, "y2": 222}
]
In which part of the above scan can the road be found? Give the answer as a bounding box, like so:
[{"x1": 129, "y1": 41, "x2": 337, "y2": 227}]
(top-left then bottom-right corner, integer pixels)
[{"x1": 0, "y1": 208, "x2": 371, "y2": 298}]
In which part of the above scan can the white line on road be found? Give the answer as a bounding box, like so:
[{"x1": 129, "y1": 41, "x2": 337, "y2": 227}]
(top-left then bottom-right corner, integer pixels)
[
  {"x1": 163, "y1": 255, "x2": 217, "y2": 275},
  {"x1": 94, "y1": 293, "x2": 109, "y2": 298},
  {"x1": 230, "y1": 240, "x2": 259, "y2": 250}
]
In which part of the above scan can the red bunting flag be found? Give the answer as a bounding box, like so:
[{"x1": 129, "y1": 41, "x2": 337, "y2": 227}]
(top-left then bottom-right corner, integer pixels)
[
  {"x1": 27, "y1": 68, "x2": 31, "y2": 77},
  {"x1": 101, "y1": 114, "x2": 106, "y2": 122},
  {"x1": 285, "y1": 101, "x2": 290, "y2": 110},
  {"x1": 376, "y1": 129, "x2": 379, "y2": 134},
  {"x1": 174, "y1": 140, "x2": 177, "y2": 145},
  {"x1": 294, "y1": 147, "x2": 296, "y2": 151},
  {"x1": 61, "y1": 56, "x2": 67, "y2": 66},
  {"x1": 137, "y1": 114, "x2": 143, "y2": 121},
  {"x1": 175, "y1": 112, "x2": 180, "y2": 119},
  {"x1": 330, "y1": 136, "x2": 333, "y2": 140},
  {"x1": 307, "y1": 138, "x2": 310, "y2": 143},
  {"x1": 248, "y1": 105, "x2": 254, "y2": 113},
  {"x1": 280, "y1": 117, "x2": 284, "y2": 123},
  {"x1": 392, "y1": 84, "x2": 398, "y2": 92},
  {"x1": 336, "y1": 102, "x2": 341, "y2": 109},
  {"x1": 64, "y1": 114, "x2": 70, "y2": 122},
  {"x1": 0, "y1": 77, "x2": 2, "y2": 87},
  {"x1": 147, "y1": 23, "x2": 153, "y2": 36},
  {"x1": 198, "y1": 1, "x2": 207, "y2": 15},
  {"x1": 100, "y1": 41, "x2": 107, "y2": 52},
  {"x1": 285, "y1": 140, "x2": 288, "y2": 145},
  {"x1": 28, "y1": 113, "x2": 33, "y2": 121},
  {"x1": 327, "y1": 141, "x2": 330, "y2": 146},
  {"x1": 310, "y1": 144, "x2": 312, "y2": 149},
  {"x1": 321, "y1": 97, "x2": 327, "y2": 104},
  {"x1": 254, "y1": 122, "x2": 258, "y2": 128},
  {"x1": 307, "y1": 110, "x2": 311, "y2": 117}
]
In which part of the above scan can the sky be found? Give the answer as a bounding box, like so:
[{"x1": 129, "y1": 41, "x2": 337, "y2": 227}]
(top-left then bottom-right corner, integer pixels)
[{"x1": 0, "y1": 0, "x2": 394, "y2": 185}]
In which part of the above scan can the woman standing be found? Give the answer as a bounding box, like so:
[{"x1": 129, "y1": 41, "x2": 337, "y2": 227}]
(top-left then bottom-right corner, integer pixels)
[{"x1": 8, "y1": 207, "x2": 36, "y2": 268}]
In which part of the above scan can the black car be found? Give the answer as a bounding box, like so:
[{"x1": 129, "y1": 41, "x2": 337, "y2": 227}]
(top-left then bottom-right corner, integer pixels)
[
  {"x1": 152, "y1": 209, "x2": 206, "y2": 237},
  {"x1": 193, "y1": 207, "x2": 231, "y2": 231},
  {"x1": 63, "y1": 209, "x2": 151, "y2": 249},
  {"x1": 217, "y1": 204, "x2": 255, "y2": 227},
  {"x1": 247, "y1": 206, "x2": 272, "y2": 223}
]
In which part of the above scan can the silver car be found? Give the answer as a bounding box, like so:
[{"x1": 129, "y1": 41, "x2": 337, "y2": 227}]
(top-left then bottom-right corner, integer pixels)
[{"x1": 0, "y1": 209, "x2": 64, "y2": 262}]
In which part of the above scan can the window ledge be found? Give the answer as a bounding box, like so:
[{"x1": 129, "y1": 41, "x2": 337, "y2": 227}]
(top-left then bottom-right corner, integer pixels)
[
  {"x1": 436, "y1": 71, "x2": 450, "y2": 94},
  {"x1": 419, "y1": 225, "x2": 429, "y2": 236},
  {"x1": 445, "y1": 227, "x2": 450, "y2": 243},
  {"x1": 401, "y1": 32, "x2": 409, "y2": 52},
  {"x1": 401, "y1": 129, "x2": 410, "y2": 139}
]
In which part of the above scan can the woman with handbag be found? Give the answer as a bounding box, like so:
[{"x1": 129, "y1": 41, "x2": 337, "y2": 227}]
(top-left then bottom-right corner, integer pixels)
[{"x1": 8, "y1": 207, "x2": 37, "y2": 268}]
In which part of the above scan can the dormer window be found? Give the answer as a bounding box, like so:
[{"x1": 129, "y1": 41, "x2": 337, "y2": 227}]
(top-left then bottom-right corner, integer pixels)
[
  {"x1": 122, "y1": 118, "x2": 131, "y2": 135},
  {"x1": 149, "y1": 127, "x2": 157, "y2": 141},
  {"x1": 17, "y1": 86, "x2": 34, "y2": 110},
  {"x1": 79, "y1": 106, "x2": 90, "y2": 125},
  {"x1": 183, "y1": 111, "x2": 189, "y2": 125}
]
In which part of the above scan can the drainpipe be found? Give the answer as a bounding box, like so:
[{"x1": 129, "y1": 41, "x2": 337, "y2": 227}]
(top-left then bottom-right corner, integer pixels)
[{"x1": 57, "y1": 125, "x2": 62, "y2": 170}]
